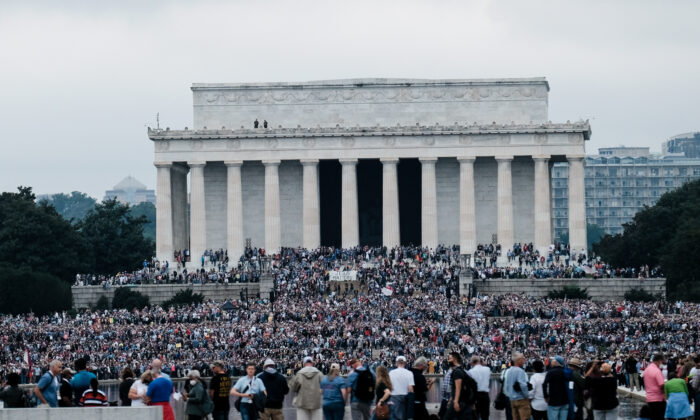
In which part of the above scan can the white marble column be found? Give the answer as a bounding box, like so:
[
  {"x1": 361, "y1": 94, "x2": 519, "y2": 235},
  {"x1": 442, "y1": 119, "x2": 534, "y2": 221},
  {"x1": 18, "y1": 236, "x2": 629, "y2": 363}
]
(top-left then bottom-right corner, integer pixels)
[
  {"x1": 170, "y1": 164, "x2": 189, "y2": 254},
  {"x1": 301, "y1": 159, "x2": 320, "y2": 250},
  {"x1": 155, "y1": 162, "x2": 173, "y2": 265},
  {"x1": 188, "y1": 161, "x2": 207, "y2": 265},
  {"x1": 568, "y1": 156, "x2": 587, "y2": 254},
  {"x1": 420, "y1": 158, "x2": 438, "y2": 249},
  {"x1": 533, "y1": 155, "x2": 552, "y2": 257},
  {"x1": 496, "y1": 156, "x2": 514, "y2": 250},
  {"x1": 225, "y1": 161, "x2": 244, "y2": 260},
  {"x1": 340, "y1": 159, "x2": 359, "y2": 248},
  {"x1": 264, "y1": 160, "x2": 281, "y2": 254},
  {"x1": 458, "y1": 157, "x2": 476, "y2": 255},
  {"x1": 381, "y1": 158, "x2": 400, "y2": 247}
]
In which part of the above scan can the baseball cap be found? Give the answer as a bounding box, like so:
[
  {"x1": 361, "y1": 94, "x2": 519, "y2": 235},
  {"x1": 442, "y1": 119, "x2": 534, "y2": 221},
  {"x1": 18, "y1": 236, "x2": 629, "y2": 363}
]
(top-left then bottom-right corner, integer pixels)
[
  {"x1": 303, "y1": 356, "x2": 313, "y2": 364},
  {"x1": 396, "y1": 356, "x2": 406, "y2": 363}
]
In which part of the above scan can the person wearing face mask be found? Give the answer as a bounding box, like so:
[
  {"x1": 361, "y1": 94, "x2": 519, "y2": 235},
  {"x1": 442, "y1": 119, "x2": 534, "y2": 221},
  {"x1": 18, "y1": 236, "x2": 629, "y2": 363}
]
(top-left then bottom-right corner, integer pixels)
[
  {"x1": 186, "y1": 370, "x2": 212, "y2": 420},
  {"x1": 257, "y1": 359, "x2": 289, "y2": 420}
]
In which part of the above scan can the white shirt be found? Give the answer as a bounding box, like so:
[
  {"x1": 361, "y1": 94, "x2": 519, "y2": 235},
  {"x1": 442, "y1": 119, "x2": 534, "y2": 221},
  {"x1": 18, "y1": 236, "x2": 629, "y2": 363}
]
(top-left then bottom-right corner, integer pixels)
[
  {"x1": 529, "y1": 372, "x2": 547, "y2": 411},
  {"x1": 389, "y1": 367, "x2": 415, "y2": 396},
  {"x1": 468, "y1": 364, "x2": 491, "y2": 393},
  {"x1": 130, "y1": 380, "x2": 148, "y2": 407}
]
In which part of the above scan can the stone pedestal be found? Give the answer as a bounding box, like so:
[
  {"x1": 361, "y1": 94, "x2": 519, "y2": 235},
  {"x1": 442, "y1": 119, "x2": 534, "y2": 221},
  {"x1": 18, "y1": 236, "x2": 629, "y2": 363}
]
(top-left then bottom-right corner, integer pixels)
[
  {"x1": 381, "y1": 158, "x2": 400, "y2": 247},
  {"x1": 301, "y1": 159, "x2": 320, "y2": 250},
  {"x1": 225, "y1": 161, "x2": 244, "y2": 260},
  {"x1": 264, "y1": 160, "x2": 281, "y2": 254},
  {"x1": 420, "y1": 158, "x2": 438, "y2": 249}
]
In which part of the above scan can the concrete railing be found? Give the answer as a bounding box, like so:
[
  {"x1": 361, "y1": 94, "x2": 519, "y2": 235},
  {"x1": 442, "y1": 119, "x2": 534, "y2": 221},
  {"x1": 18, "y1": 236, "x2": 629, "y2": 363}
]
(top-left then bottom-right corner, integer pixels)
[
  {"x1": 0, "y1": 407, "x2": 162, "y2": 420},
  {"x1": 473, "y1": 277, "x2": 666, "y2": 300}
]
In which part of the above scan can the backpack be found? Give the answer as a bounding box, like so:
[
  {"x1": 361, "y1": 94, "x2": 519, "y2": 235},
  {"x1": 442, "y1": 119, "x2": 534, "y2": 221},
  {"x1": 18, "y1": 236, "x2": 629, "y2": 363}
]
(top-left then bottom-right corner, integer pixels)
[
  {"x1": 454, "y1": 367, "x2": 476, "y2": 405},
  {"x1": 354, "y1": 368, "x2": 375, "y2": 401}
]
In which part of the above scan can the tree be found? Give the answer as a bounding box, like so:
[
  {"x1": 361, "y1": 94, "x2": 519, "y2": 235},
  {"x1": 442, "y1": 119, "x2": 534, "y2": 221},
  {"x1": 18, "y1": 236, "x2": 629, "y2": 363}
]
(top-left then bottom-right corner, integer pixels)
[
  {"x1": 39, "y1": 191, "x2": 96, "y2": 224},
  {"x1": 129, "y1": 202, "x2": 156, "y2": 241},
  {"x1": 111, "y1": 287, "x2": 149, "y2": 310},
  {"x1": 0, "y1": 265, "x2": 72, "y2": 315},
  {"x1": 594, "y1": 179, "x2": 700, "y2": 301},
  {"x1": 559, "y1": 223, "x2": 607, "y2": 250},
  {"x1": 162, "y1": 289, "x2": 205, "y2": 308},
  {"x1": 78, "y1": 198, "x2": 155, "y2": 275},
  {"x1": 624, "y1": 288, "x2": 662, "y2": 302},
  {"x1": 0, "y1": 186, "x2": 88, "y2": 282},
  {"x1": 547, "y1": 285, "x2": 590, "y2": 300}
]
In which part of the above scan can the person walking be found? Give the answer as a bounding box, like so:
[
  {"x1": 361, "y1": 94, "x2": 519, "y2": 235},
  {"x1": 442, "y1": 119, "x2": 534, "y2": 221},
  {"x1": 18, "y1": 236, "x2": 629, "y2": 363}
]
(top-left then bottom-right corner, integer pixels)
[
  {"x1": 468, "y1": 356, "x2": 491, "y2": 420},
  {"x1": 503, "y1": 353, "x2": 531, "y2": 420},
  {"x1": 321, "y1": 363, "x2": 347, "y2": 420},
  {"x1": 585, "y1": 362, "x2": 619, "y2": 420},
  {"x1": 663, "y1": 371, "x2": 693, "y2": 420},
  {"x1": 374, "y1": 366, "x2": 393, "y2": 419},
  {"x1": 643, "y1": 354, "x2": 667, "y2": 420},
  {"x1": 388, "y1": 356, "x2": 415, "y2": 420},
  {"x1": 439, "y1": 364, "x2": 453, "y2": 420},
  {"x1": 289, "y1": 356, "x2": 323, "y2": 420},
  {"x1": 34, "y1": 360, "x2": 62, "y2": 408},
  {"x1": 346, "y1": 358, "x2": 375, "y2": 420},
  {"x1": 410, "y1": 357, "x2": 432, "y2": 420},
  {"x1": 543, "y1": 356, "x2": 570, "y2": 420},
  {"x1": 528, "y1": 360, "x2": 547, "y2": 420},
  {"x1": 626, "y1": 355, "x2": 640, "y2": 392},
  {"x1": 258, "y1": 358, "x2": 289, "y2": 420},
  {"x1": 186, "y1": 370, "x2": 211, "y2": 420},
  {"x1": 232, "y1": 362, "x2": 267, "y2": 420},
  {"x1": 445, "y1": 352, "x2": 477, "y2": 420},
  {"x1": 210, "y1": 360, "x2": 233, "y2": 420}
]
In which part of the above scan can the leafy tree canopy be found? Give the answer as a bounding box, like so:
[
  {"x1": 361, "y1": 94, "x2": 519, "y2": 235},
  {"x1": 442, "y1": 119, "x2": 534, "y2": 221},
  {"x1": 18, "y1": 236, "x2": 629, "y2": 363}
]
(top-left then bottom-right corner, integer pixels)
[
  {"x1": 0, "y1": 264, "x2": 72, "y2": 315},
  {"x1": 111, "y1": 287, "x2": 149, "y2": 310},
  {"x1": 547, "y1": 285, "x2": 590, "y2": 300},
  {"x1": 129, "y1": 201, "x2": 156, "y2": 241},
  {"x1": 594, "y1": 179, "x2": 700, "y2": 301},
  {"x1": 39, "y1": 191, "x2": 97, "y2": 224},
  {"x1": 162, "y1": 289, "x2": 205, "y2": 309},
  {"x1": 559, "y1": 223, "x2": 607, "y2": 251},
  {"x1": 78, "y1": 198, "x2": 155, "y2": 275}
]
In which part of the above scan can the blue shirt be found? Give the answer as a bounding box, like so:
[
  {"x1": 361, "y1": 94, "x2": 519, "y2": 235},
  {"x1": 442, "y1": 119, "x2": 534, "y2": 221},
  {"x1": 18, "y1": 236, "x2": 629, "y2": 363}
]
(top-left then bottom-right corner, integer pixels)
[
  {"x1": 37, "y1": 372, "x2": 59, "y2": 407},
  {"x1": 346, "y1": 366, "x2": 376, "y2": 403},
  {"x1": 503, "y1": 367, "x2": 529, "y2": 401},
  {"x1": 322, "y1": 376, "x2": 346, "y2": 405},
  {"x1": 147, "y1": 376, "x2": 173, "y2": 403},
  {"x1": 71, "y1": 370, "x2": 97, "y2": 404},
  {"x1": 234, "y1": 376, "x2": 266, "y2": 403}
]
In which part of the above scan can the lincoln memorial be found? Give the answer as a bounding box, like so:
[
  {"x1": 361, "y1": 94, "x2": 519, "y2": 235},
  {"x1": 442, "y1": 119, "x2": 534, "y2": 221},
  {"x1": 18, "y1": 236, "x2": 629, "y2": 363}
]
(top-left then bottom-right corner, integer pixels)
[{"x1": 149, "y1": 78, "x2": 590, "y2": 265}]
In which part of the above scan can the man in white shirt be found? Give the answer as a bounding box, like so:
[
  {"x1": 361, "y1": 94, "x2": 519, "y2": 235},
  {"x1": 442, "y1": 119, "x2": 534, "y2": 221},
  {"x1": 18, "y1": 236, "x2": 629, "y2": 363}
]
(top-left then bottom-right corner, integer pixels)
[
  {"x1": 468, "y1": 356, "x2": 491, "y2": 420},
  {"x1": 389, "y1": 356, "x2": 414, "y2": 420}
]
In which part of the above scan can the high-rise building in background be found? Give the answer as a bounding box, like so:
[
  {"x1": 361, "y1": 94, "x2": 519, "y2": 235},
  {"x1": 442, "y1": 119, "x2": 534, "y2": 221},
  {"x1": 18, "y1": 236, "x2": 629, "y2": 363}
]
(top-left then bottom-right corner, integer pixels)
[
  {"x1": 104, "y1": 176, "x2": 156, "y2": 205},
  {"x1": 552, "y1": 132, "x2": 700, "y2": 240}
]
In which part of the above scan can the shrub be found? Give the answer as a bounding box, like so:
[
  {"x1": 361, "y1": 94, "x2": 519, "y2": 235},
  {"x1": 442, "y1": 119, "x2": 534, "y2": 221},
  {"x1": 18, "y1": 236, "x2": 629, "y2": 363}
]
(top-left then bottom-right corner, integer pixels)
[
  {"x1": 94, "y1": 295, "x2": 110, "y2": 310},
  {"x1": 0, "y1": 265, "x2": 72, "y2": 315},
  {"x1": 162, "y1": 289, "x2": 205, "y2": 308},
  {"x1": 111, "y1": 287, "x2": 149, "y2": 310},
  {"x1": 624, "y1": 288, "x2": 662, "y2": 302},
  {"x1": 548, "y1": 285, "x2": 590, "y2": 300}
]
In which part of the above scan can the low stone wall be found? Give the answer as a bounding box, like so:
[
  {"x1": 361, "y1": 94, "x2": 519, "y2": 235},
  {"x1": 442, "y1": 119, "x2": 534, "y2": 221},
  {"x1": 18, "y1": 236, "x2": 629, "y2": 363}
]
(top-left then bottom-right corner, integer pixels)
[
  {"x1": 0, "y1": 407, "x2": 162, "y2": 420},
  {"x1": 72, "y1": 283, "x2": 262, "y2": 309},
  {"x1": 473, "y1": 277, "x2": 666, "y2": 300}
]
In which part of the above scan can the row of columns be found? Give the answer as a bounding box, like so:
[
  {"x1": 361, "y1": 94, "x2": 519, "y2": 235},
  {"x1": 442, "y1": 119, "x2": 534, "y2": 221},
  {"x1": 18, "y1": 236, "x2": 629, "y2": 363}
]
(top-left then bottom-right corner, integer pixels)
[{"x1": 155, "y1": 156, "x2": 586, "y2": 264}]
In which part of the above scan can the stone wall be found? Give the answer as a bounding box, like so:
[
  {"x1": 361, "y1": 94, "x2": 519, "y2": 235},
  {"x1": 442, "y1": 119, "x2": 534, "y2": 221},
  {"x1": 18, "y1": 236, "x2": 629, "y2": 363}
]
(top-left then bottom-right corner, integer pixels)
[
  {"x1": 473, "y1": 278, "x2": 666, "y2": 301},
  {"x1": 0, "y1": 407, "x2": 162, "y2": 420},
  {"x1": 72, "y1": 283, "x2": 263, "y2": 309}
]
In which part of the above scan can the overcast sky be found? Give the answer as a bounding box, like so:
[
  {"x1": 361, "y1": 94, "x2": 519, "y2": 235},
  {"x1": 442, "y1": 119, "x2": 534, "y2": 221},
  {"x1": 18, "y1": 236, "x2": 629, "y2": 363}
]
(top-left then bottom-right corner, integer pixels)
[{"x1": 1, "y1": 0, "x2": 698, "y2": 199}]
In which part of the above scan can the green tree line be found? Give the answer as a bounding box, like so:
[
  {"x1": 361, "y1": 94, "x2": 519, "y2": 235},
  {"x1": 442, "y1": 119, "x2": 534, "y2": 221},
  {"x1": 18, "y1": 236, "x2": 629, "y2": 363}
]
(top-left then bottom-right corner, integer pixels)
[{"x1": 0, "y1": 187, "x2": 154, "y2": 314}]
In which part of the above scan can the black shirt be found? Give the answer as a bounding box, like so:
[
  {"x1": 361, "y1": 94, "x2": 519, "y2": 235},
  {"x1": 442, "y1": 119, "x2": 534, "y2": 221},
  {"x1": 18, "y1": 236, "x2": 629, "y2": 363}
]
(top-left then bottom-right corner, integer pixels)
[
  {"x1": 410, "y1": 368, "x2": 428, "y2": 403},
  {"x1": 375, "y1": 382, "x2": 388, "y2": 404},
  {"x1": 210, "y1": 373, "x2": 232, "y2": 412},
  {"x1": 586, "y1": 376, "x2": 619, "y2": 411},
  {"x1": 59, "y1": 378, "x2": 73, "y2": 407},
  {"x1": 119, "y1": 378, "x2": 134, "y2": 406},
  {"x1": 450, "y1": 366, "x2": 476, "y2": 403}
]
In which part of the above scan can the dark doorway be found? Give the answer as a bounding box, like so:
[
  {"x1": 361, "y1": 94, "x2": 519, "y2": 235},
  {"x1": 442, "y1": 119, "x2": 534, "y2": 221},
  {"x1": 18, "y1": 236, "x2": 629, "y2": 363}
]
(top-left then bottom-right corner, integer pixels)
[
  {"x1": 319, "y1": 160, "x2": 341, "y2": 247},
  {"x1": 398, "y1": 158, "x2": 421, "y2": 246},
  {"x1": 357, "y1": 159, "x2": 382, "y2": 246}
]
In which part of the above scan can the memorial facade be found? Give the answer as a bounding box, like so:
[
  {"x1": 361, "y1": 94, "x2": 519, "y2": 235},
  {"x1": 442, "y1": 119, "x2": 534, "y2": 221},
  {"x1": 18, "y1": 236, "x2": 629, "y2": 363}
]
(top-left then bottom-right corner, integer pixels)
[{"x1": 149, "y1": 78, "x2": 590, "y2": 264}]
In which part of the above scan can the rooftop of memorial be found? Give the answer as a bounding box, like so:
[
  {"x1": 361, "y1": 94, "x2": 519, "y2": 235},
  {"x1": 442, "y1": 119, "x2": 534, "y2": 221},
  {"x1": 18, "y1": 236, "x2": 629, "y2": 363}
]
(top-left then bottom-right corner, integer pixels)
[{"x1": 147, "y1": 120, "x2": 591, "y2": 140}]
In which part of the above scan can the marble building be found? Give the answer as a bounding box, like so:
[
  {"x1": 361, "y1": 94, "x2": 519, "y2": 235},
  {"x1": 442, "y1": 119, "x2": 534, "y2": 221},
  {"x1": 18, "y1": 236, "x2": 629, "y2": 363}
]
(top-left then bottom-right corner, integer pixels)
[{"x1": 149, "y1": 78, "x2": 590, "y2": 265}]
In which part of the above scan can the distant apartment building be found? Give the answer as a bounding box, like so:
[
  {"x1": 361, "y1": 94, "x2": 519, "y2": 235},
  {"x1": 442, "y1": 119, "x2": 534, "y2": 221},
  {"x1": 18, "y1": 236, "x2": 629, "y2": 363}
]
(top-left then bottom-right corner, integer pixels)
[
  {"x1": 104, "y1": 176, "x2": 156, "y2": 205},
  {"x1": 552, "y1": 133, "x2": 700, "y2": 240}
]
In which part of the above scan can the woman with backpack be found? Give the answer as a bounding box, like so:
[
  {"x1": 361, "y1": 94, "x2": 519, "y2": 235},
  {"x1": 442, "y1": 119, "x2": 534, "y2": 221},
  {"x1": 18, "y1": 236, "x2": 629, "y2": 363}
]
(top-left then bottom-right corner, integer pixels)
[{"x1": 321, "y1": 363, "x2": 347, "y2": 420}]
